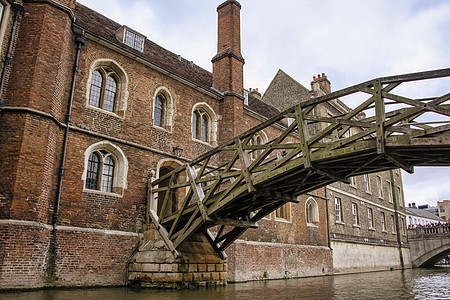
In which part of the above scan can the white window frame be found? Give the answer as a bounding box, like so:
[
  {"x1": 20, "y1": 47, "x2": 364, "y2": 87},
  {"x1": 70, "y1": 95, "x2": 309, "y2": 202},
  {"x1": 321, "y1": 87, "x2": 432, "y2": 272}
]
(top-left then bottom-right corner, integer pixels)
[
  {"x1": 376, "y1": 176, "x2": 382, "y2": 199},
  {"x1": 368, "y1": 207, "x2": 374, "y2": 229},
  {"x1": 363, "y1": 174, "x2": 370, "y2": 193},
  {"x1": 352, "y1": 202, "x2": 359, "y2": 226},
  {"x1": 386, "y1": 181, "x2": 392, "y2": 203},
  {"x1": 335, "y1": 197, "x2": 342, "y2": 223}
]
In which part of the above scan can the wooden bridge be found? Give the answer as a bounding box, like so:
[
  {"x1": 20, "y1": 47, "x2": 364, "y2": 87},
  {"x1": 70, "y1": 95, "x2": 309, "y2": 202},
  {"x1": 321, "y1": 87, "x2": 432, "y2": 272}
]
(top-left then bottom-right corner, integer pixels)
[{"x1": 147, "y1": 68, "x2": 450, "y2": 258}]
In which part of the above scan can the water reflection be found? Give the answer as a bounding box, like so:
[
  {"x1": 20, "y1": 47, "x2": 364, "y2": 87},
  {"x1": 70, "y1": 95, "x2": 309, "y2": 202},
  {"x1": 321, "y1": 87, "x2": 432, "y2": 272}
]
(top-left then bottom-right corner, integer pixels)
[{"x1": 1, "y1": 268, "x2": 448, "y2": 300}]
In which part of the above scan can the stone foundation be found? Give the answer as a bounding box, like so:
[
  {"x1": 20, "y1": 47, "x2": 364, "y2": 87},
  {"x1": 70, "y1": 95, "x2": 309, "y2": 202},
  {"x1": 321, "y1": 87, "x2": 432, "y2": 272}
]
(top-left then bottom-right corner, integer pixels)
[
  {"x1": 331, "y1": 241, "x2": 411, "y2": 273},
  {"x1": 128, "y1": 229, "x2": 227, "y2": 288}
]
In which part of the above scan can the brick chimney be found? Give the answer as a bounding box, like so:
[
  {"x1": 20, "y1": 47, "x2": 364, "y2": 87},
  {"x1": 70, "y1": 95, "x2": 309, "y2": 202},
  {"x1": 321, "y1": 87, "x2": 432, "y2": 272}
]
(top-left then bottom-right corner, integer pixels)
[
  {"x1": 311, "y1": 73, "x2": 331, "y2": 97},
  {"x1": 212, "y1": 0, "x2": 245, "y2": 143}
]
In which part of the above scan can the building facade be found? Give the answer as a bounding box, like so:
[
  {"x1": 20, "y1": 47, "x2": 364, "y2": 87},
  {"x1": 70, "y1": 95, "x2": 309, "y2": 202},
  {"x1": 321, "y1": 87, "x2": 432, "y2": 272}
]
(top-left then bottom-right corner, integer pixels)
[
  {"x1": 437, "y1": 200, "x2": 450, "y2": 221},
  {"x1": 0, "y1": 0, "x2": 332, "y2": 289}
]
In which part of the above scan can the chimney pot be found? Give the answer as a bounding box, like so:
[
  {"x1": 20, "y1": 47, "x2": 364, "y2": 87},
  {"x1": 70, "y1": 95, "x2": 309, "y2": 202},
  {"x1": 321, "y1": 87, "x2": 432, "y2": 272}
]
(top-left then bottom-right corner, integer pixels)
[{"x1": 256, "y1": 88, "x2": 258, "y2": 92}]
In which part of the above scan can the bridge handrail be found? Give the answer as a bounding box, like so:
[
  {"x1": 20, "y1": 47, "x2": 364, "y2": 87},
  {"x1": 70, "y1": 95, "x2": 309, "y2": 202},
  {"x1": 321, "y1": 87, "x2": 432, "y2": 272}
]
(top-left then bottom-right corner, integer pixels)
[{"x1": 408, "y1": 224, "x2": 450, "y2": 237}]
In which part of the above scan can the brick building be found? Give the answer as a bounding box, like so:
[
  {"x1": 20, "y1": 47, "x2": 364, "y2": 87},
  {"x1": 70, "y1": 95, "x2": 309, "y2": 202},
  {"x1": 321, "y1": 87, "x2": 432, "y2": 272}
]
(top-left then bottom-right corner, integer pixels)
[
  {"x1": 262, "y1": 70, "x2": 411, "y2": 274},
  {"x1": 0, "y1": 0, "x2": 333, "y2": 289}
]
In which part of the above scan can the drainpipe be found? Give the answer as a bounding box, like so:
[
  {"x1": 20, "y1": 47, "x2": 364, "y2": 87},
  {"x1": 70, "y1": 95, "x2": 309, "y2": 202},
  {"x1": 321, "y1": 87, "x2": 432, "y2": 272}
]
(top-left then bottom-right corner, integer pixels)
[
  {"x1": 324, "y1": 186, "x2": 331, "y2": 249},
  {"x1": 0, "y1": 3, "x2": 24, "y2": 106},
  {"x1": 390, "y1": 169, "x2": 404, "y2": 269},
  {"x1": 52, "y1": 33, "x2": 86, "y2": 230}
]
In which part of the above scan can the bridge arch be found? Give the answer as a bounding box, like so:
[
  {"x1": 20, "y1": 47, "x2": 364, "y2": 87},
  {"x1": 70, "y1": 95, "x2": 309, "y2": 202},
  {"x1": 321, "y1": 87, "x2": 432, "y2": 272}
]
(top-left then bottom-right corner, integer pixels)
[
  {"x1": 412, "y1": 243, "x2": 450, "y2": 268},
  {"x1": 408, "y1": 226, "x2": 450, "y2": 268},
  {"x1": 155, "y1": 159, "x2": 186, "y2": 218}
]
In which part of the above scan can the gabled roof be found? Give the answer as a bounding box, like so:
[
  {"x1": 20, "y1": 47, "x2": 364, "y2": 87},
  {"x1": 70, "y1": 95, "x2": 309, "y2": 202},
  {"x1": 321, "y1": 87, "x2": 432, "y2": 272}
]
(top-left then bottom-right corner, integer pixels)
[
  {"x1": 74, "y1": 3, "x2": 213, "y2": 91},
  {"x1": 261, "y1": 69, "x2": 311, "y2": 111}
]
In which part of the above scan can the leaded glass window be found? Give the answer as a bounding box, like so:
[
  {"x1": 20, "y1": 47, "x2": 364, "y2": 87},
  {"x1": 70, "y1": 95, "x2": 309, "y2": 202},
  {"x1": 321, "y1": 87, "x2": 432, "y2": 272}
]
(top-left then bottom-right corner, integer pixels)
[{"x1": 86, "y1": 152, "x2": 100, "y2": 190}]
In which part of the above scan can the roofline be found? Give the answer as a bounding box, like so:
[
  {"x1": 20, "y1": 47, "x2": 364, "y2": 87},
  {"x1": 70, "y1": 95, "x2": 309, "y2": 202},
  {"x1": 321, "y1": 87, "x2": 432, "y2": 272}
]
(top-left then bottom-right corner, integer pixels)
[{"x1": 72, "y1": 25, "x2": 223, "y2": 101}]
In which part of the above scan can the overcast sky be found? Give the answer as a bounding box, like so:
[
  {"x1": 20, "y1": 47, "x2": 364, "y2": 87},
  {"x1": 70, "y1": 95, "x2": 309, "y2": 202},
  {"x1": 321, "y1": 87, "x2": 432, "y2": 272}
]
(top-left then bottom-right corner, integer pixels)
[{"x1": 78, "y1": 0, "x2": 450, "y2": 207}]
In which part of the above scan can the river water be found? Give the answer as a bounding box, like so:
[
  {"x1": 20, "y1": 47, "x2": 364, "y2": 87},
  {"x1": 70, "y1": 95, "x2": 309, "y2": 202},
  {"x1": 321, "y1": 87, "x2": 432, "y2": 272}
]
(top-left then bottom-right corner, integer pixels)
[{"x1": 1, "y1": 268, "x2": 449, "y2": 300}]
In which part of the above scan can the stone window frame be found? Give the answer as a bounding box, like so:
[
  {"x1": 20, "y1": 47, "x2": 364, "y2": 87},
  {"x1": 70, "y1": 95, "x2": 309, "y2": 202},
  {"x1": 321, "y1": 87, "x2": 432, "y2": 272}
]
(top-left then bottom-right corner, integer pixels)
[
  {"x1": 305, "y1": 197, "x2": 319, "y2": 227},
  {"x1": 0, "y1": 0, "x2": 10, "y2": 58},
  {"x1": 191, "y1": 102, "x2": 218, "y2": 146},
  {"x1": 249, "y1": 130, "x2": 268, "y2": 160},
  {"x1": 82, "y1": 141, "x2": 128, "y2": 197},
  {"x1": 86, "y1": 59, "x2": 129, "y2": 118},
  {"x1": 152, "y1": 86, "x2": 174, "y2": 132},
  {"x1": 275, "y1": 203, "x2": 291, "y2": 223}
]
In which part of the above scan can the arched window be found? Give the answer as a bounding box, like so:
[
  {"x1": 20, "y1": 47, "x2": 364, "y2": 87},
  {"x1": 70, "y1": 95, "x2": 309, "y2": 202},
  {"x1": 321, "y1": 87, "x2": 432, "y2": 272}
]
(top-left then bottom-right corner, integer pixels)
[
  {"x1": 152, "y1": 87, "x2": 174, "y2": 131},
  {"x1": 89, "y1": 68, "x2": 118, "y2": 112},
  {"x1": 193, "y1": 109, "x2": 209, "y2": 142},
  {"x1": 84, "y1": 150, "x2": 115, "y2": 193},
  {"x1": 249, "y1": 131, "x2": 268, "y2": 160},
  {"x1": 306, "y1": 197, "x2": 319, "y2": 225},
  {"x1": 154, "y1": 95, "x2": 164, "y2": 127},
  {"x1": 192, "y1": 103, "x2": 218, "y2": 145},
  {"x1": 82, "y1": 142, "x2": 128, "y2": 195},
  {"x1": 86, "y1": 152, "x2": 100, "y2": 190},
  {"x1": 87, "y1": 59, "x2": 129, "y2": 117}
]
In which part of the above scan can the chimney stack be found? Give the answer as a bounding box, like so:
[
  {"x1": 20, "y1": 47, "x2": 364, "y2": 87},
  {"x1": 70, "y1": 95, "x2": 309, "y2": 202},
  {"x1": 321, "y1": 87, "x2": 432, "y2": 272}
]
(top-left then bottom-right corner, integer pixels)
[
  {"x1": 212, "y1": 0, "x2": 246, "y2": 144},
  {"x1": 311, "y1": 73, "x2": 331, "y2": 97},
  {"x1": 212, "y1": 0, "x2": 245, "y2": 94}
]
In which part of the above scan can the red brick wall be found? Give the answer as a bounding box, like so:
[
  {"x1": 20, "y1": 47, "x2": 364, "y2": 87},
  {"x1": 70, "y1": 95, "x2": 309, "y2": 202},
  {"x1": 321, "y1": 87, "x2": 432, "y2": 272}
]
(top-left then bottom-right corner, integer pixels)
[
  {"x1": 0, "y1": 222, "x2": 51, "y2": 289},
  {"x1": 0, "y1": 221, "x2": 139, "y2": 289}
]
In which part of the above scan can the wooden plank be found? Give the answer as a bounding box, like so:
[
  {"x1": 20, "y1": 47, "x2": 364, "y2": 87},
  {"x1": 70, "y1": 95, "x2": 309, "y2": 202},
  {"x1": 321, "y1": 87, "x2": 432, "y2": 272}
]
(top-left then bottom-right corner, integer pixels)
[
  {"x1": 213, "y1": 217, "x2": 258, "y2": 228},
  {"x1": 148, "y1": 209, "x2": 179, "y2": 258},
  {"x1": 374, "y1": 80, "x2": 386, "y2": 154},
  {"x1": 186, "y1": 163, "x2": 209, "y2": 222},
  {"x1": 237, "y1": 139, "x2": 256, "y2": 193}
]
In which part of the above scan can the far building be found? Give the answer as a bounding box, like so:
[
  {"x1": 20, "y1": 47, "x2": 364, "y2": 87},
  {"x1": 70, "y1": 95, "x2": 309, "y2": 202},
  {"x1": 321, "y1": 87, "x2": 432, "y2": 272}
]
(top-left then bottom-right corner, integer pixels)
[
  {"x1": 406, "y1": 203, "x2": 445, "y2": 227},
  {"x1": 437, "y1": 200, "x2": 450, "y2": 221}
]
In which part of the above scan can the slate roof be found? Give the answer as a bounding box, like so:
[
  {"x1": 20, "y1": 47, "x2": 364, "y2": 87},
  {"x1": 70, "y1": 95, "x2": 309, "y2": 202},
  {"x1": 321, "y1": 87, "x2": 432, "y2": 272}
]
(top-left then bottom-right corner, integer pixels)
[
  {"x1": 73, "y1": 3, "x2": 282, "y2": 122},
  {"x1": 74, "y1": 3, "x2": 213, "y2": 91},
  {"x1": 406, "y1": 207, "x2": 444, "y2": 221}
]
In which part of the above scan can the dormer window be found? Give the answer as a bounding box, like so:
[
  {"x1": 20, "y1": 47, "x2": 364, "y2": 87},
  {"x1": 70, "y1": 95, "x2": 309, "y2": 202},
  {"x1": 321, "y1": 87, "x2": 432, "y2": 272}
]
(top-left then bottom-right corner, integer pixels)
[{"x1": 115, "y1": 26, "x2": 145, "y2": 52}]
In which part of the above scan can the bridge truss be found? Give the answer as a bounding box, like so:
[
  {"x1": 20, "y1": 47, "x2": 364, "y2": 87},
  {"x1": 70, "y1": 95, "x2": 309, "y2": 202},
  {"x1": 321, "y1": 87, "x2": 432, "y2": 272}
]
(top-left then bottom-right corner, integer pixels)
[{"x1": 147, "y1": 68, "x2": 450, "y2": 257}]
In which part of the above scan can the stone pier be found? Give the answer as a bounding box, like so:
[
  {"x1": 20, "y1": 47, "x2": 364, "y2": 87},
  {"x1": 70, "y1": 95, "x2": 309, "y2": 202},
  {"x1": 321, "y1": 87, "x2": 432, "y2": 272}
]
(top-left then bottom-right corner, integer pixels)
[{"x1": 128, "y1": 227, "x2": 227, "y2": 288}]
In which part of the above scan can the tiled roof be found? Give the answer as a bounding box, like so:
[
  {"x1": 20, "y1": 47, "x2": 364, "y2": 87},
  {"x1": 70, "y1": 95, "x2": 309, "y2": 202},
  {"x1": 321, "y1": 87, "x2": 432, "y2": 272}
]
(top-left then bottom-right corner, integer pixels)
[
  {"x1": 246, "y1": 93, "x2": 282, "y2": 120},
  {"x1": 74, "y1": 3, "x2": 282, "y2": 122},
  {"x1": 74, "y1": 3, "x2": 213, "y2": 91}
]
